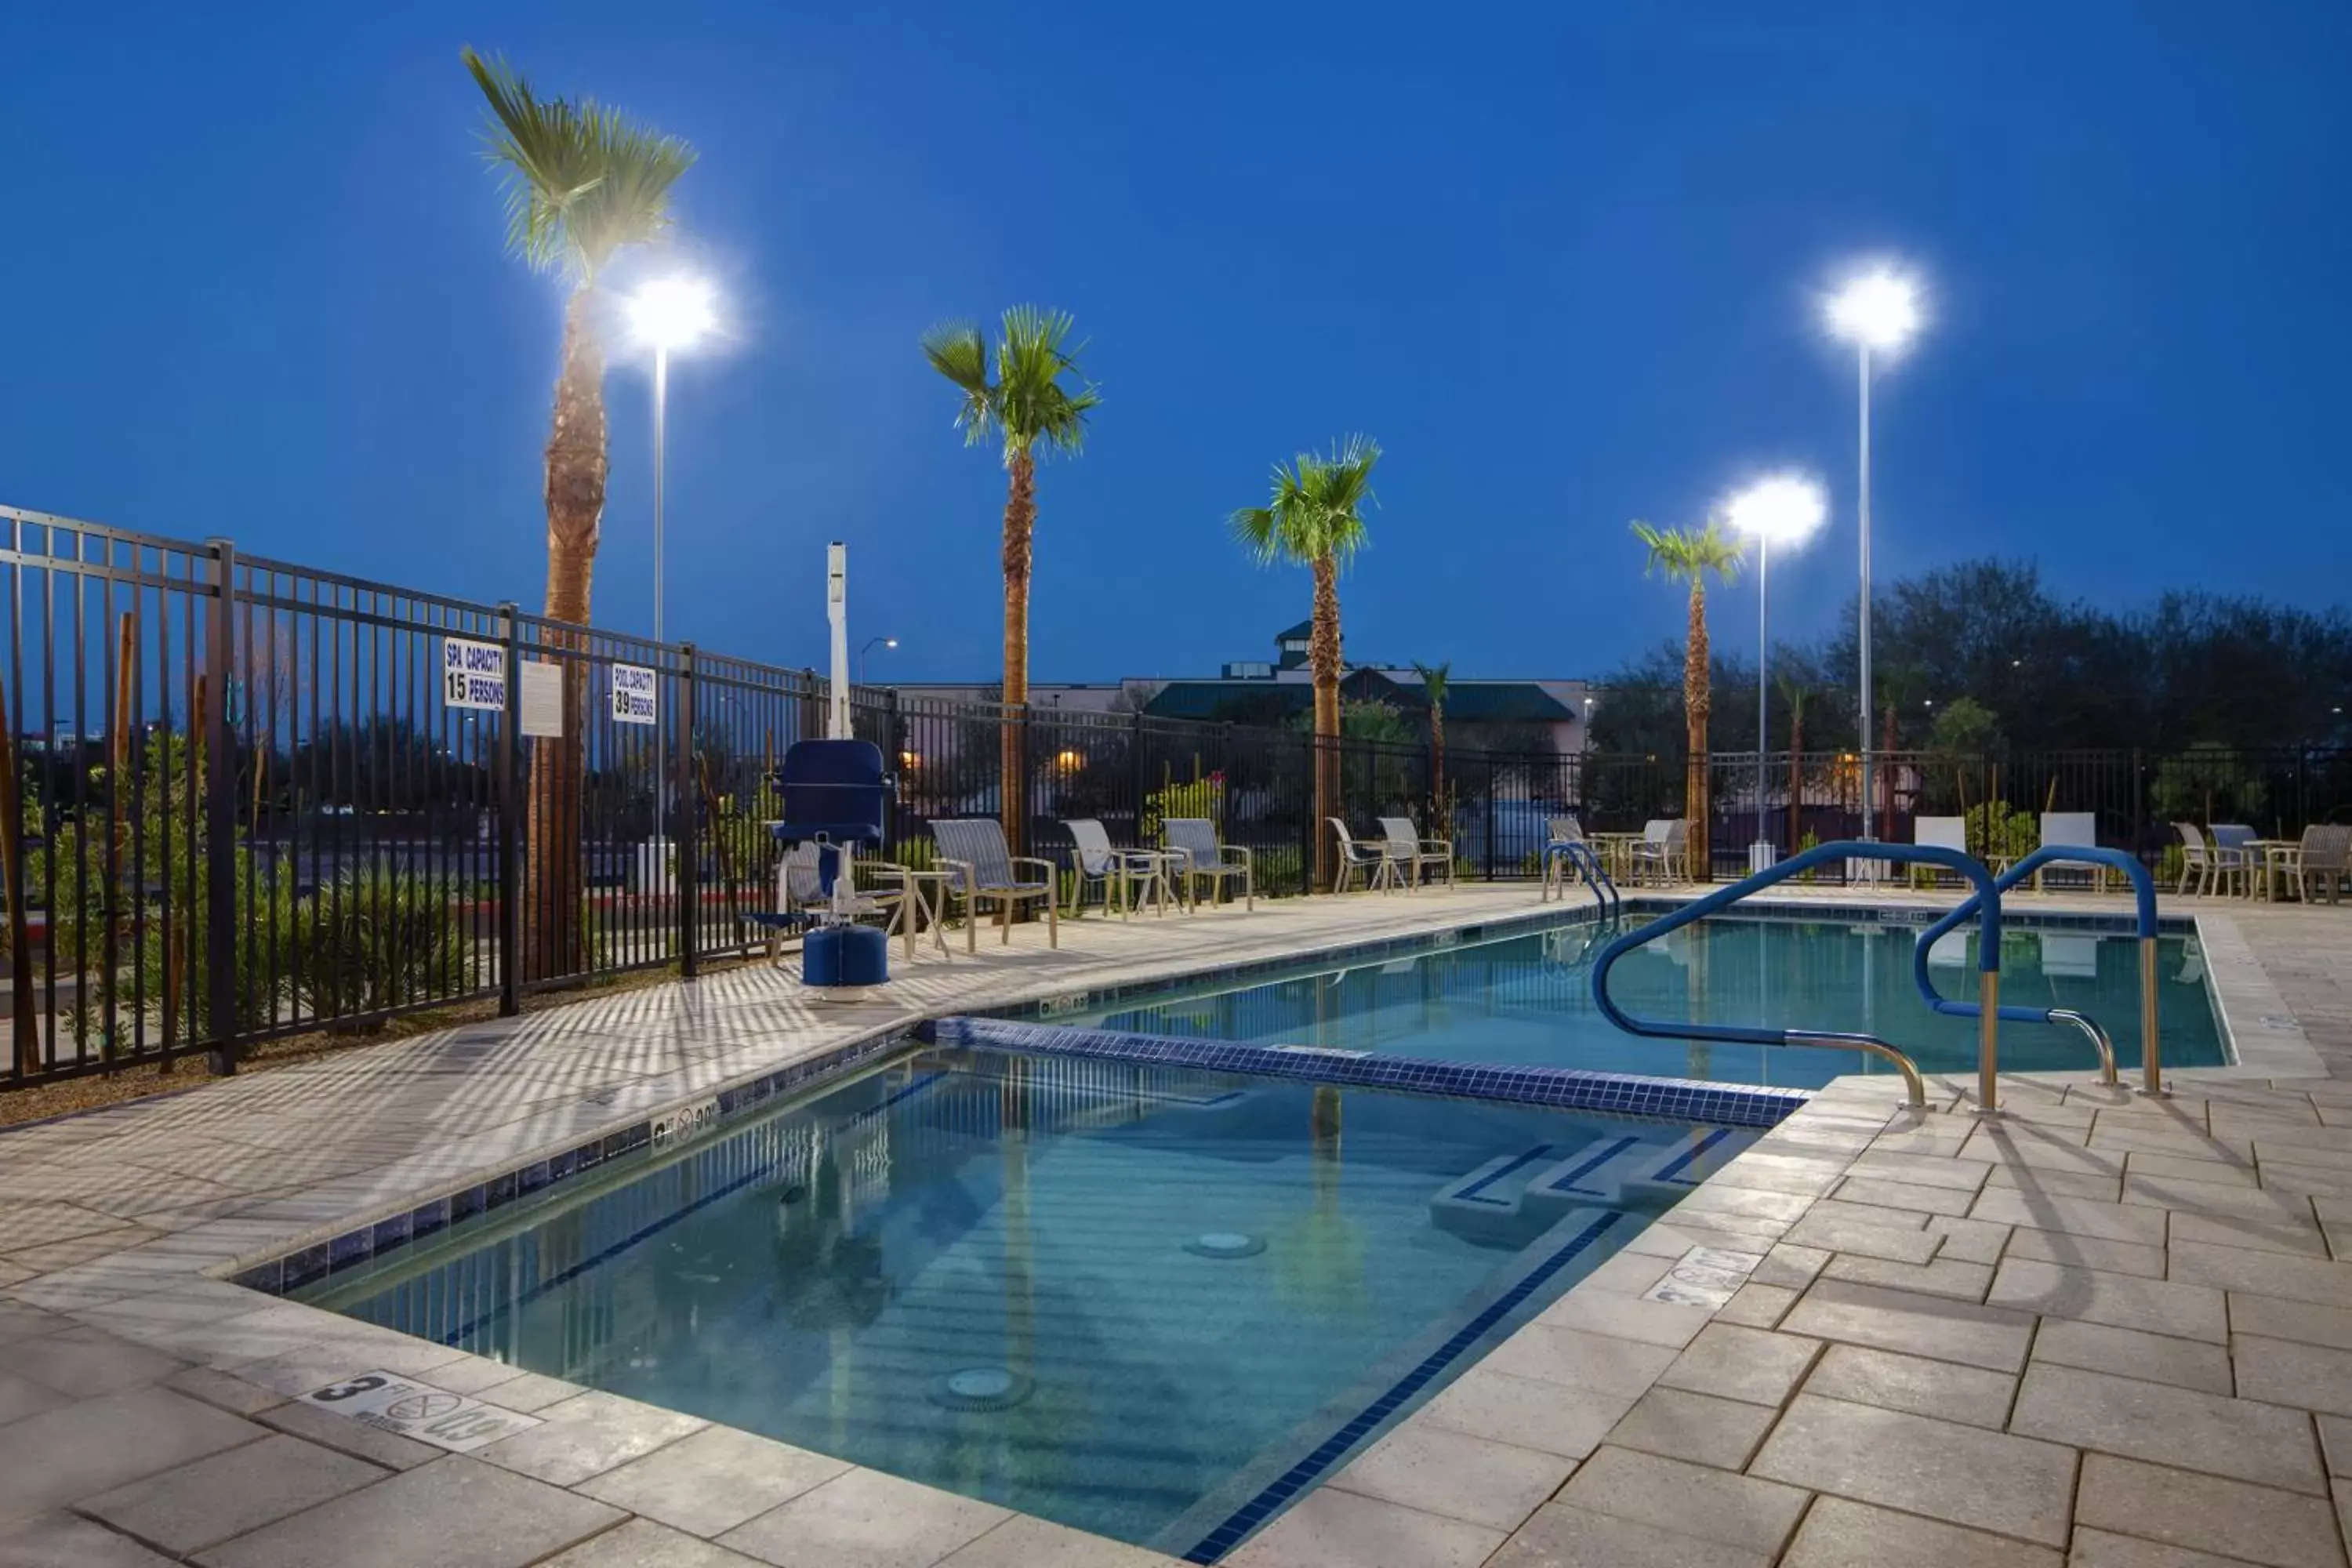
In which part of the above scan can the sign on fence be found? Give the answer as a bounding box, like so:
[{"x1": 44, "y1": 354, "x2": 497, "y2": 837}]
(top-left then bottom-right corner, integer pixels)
[
  {"x1": 441, "y1": 637, "x2": 506, "y2": 711},
  {"x1": 518, "y1": 662, "x2": 565, "y2": 738},
  {"x1": 612, "y1": 663, "x2": 658, "y2": 725}
]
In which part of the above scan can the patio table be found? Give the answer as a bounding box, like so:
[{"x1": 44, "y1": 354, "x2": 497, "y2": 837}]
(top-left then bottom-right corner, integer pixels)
[
  {"x1": 1588, "y1": 833, "x2": 1643, "y2": 882},
  {"x1": 890, "y1": 866, "x2": 959, "y2": 958},
  {"x1": 2249, "y1": 840, "x2": 2300, "y2": 902}
]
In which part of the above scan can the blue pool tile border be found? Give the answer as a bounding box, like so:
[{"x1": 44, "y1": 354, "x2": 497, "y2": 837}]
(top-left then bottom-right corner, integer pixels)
[
  {"x1": 922, "y1": 1017, "x2": 1808, "y2": 1130},
  {"x1": 1181, "y1": 1207, "x2": 1629, "y2": 1563}
]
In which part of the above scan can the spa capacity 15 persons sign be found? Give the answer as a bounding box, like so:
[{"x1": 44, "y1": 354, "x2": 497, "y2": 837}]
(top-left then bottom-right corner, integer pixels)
[{"x1": 441, "y1": 637, "x2": 506, "y2": 711}]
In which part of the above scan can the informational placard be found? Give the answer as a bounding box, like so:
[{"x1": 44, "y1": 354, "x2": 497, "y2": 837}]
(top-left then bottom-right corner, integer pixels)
[
  {"x1": 518, "y1": 661, "x2": 565, "y2": 739},
  {"x1": 441, "y1": 637, "x2": 506, "y2": 712},
  {"x1": 300, "y1": 1370, "x2": 543, "y2": 1453},
  {"x1": 611, "y1": 663, "x2": 658, "y2": 726}
]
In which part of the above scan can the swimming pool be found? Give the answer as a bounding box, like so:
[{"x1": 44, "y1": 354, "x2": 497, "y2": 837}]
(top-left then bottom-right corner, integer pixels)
[
  {"x1": 300, "y1": 1044, "x2": 1759, "y2": 1556},
  {"x1": 1060, "y1": 908, "x2": 2227, "y2": 1087}
]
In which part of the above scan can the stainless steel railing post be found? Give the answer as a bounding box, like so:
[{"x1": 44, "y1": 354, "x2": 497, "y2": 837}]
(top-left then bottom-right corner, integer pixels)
[{"x1": 1976, "y1": 970, "x2": 2001, "y2": 1115}]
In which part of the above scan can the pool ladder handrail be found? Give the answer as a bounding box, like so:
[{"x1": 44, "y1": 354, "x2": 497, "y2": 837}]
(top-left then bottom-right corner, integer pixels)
[
  {"x1": 1589, "y1": 840, "x2": 2008, "y2": 1111},
  {"x1": 1541, "y1": 839, "x2": 1620, "y2": 913},
  {"x1": 1912, "y1": 844, "x2": 2165, "y2": 1097}
]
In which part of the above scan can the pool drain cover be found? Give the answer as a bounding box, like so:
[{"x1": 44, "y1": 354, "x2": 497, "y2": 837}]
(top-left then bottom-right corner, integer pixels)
[
  {"x1": 1184, "y1": 1231, "x2": 1267, "y2": 1259},
  {"x1": 929, "y1": 1367, "x2": 1035, "y2": 1412}
]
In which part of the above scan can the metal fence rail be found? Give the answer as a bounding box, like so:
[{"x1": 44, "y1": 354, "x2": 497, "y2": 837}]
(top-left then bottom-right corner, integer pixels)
[{"x1": 4, "y1": 500, "x2": 2347, "y2": 1091}]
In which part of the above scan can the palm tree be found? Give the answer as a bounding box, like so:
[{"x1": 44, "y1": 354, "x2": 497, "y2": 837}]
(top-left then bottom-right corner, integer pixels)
[
  {"x1": 1412, "y1": 660, "x2": 1452, "y2": 826},
  {"x1": 1775, "y1": 670, "x2": 1809, "y2": 854},
  {"x1": 463, "y1": 47, "x2": 694, "y2": 978},
  {"x1": 920, "y1": 308, "x2": 1099, "y2": 851},
  {"x1": 1232, "y1": 438, "x2": 1381, "y2": 891},
  {"x1": 1631, "y1": 520, "x2": 1743, "y2": 882}
]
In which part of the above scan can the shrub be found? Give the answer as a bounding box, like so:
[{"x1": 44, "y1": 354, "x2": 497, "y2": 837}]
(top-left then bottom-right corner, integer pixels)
[
  {"x1": 1966, "y1": 801, "x2": 2038, "y2": 865},
  {"x1": 296, "y1": 868, "x2": 475, "y2": 1021}
]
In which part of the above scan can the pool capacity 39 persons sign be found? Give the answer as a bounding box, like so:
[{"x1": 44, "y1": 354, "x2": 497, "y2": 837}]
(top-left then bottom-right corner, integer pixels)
[
  {"x1": 612, "y1": 663, "x2": 658, "y2": 725},
  {"x1": 441, "y1": 637, "x2": 506, "y2": 711}
]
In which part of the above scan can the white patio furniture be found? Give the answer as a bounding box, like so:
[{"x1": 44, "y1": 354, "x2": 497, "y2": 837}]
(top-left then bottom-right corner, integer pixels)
[
  {"x1": 1378, "y1": 815, "x2": 1454, "y2": 889},
  {"x1": 1061, "y1": 818, "x2": 1171, "y2": 918},
  {"x1": 931, "y1": 818, "x2": 1061, "y2": 951},
  {"x1": 1330, "y1": 818, "x2": 1396, "y2": 893},
  {"x1": 2173, "y1": 822, "x2": 2220, "y2": 896},
  {"x1": 2034, "y1": 812, "x2": 2102, "y2": 892},
  {"x1": 1911, "y1": 815, "x2": 1967, "y2": 887},
  {"x1": 2209, "y1": 824, "x2": 2259, "y2": 899},
  {"x1": 1162, "y1": 817, "x2": 1254, "y2": 911},
  {"x1": 1629, "y1": 819, "x2": 1688, "y2": 887},
  {"x1": 2297, "y1": 824, "x2": 2352, "y2": 905}
]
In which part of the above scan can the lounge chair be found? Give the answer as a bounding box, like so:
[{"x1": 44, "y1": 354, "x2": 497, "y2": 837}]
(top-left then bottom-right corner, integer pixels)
[
  {"x1": 2034, "y1": 812, "x2": 2100, "y2": 893},
  {"x1": 1629, "y1": 819, "x2": 1687, "y2": 887},
  {"x1": 2210, "y1": 823, "x2": 2259, "y2": 898},
  {"x1": 1163, "y1": 817, "x2": 1254, "y2": 911},
  {"x1": 1378, "y1": 815, "x2": 1454, "y2": 889},
  {"x1": 2172, "y1": 822, "x2": 2219, "y2": 896},
  {"x1": 1061, "y1": 818, "x2": 1171, "y2": 918},
  {"x1": 1330, "y1": 818, "x2": 1395, "y2": 893},
  {"x1": 931, "y1": 818, "x2": 1060, "y2": 951},
  {"x1": 2292, "y1": 824, "x2": 2351, "y2": 905}
]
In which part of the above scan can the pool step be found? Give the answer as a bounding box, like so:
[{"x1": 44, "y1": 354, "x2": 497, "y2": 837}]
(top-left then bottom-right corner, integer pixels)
[{"x1": 1428, "y1": 1128, "x2": 1753, "y2": 1241}]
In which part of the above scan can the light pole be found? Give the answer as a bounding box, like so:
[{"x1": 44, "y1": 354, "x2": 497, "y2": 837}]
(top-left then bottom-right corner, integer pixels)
[
  {"x1": 1726, "y1": 475, "x2": 1828, "y2": 871},
  {"x1": 859, "y1": 636, "x2": 898, "y2": 687},
  {"x1": 1824, "y1": 264, "x2": 1924, "y2": 851},
  {"x1": 626, "y1": 278, "x2": 718, "y2": 648}
]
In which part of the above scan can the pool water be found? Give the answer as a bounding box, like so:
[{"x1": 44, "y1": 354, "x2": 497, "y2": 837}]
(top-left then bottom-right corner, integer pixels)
[
  {"x1": 304, "y1": 1046, "x2": 1747, "y2": 1554},
  {"x1": 1072, "y1": 913, "x2": 2226, "y2": 1087}
]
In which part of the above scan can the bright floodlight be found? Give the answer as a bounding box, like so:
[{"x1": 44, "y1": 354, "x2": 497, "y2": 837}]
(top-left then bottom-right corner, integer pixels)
[
  {"x1": 628, "y1": 278, "x2": 717, "y2": 352},
  {"x1": 1824, "y1": 266, "x2": 1923, "y2": 353},
  {"x1": 1726, "y1": 474, "x2": 1828, "y2": 546}
]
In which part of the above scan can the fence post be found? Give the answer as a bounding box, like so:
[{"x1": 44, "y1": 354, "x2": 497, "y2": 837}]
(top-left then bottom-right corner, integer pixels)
[
  {"x1": 496, "y1": 603, "x2": 522, "y2": 1017},
  {"x1": 204, "y1": 539, "x2": 239, "y2": 1076},
  {"x1": 677, "y1": 643, "x2": 699, "y2": 979},
  {"x1": 2130, "y1": 748, "x2": 2145, "y2": 863},
  {"x1": 1130, "y1": 708, "x2": 1147, "y2": 841},
  {"x1": 884, "y1": 686, "x2": 903, "y2": 855},
  {"x1": 1301, "y1": 731, "x2": 1317, "y2": 895},
  {"x1": 1484, "y1": 752, "x2": 1498, "y2": 881}
]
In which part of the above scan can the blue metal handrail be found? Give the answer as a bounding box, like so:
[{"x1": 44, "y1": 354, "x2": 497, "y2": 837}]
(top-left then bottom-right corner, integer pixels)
[
  {"x1": 1543, "y1": 839, "x2": 1619, "y2": 913},
  {"x1": 1914, "y1": 845, "x2": 2163, "y2": 1094},
  {"x1": 1591, "y1": 841, "x2": 2007, "y2": 1109}
]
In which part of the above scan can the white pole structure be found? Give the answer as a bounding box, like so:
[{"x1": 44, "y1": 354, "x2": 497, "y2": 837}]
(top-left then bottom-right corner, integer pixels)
[
  {"x1": 1726, "y1": 475, "x2": 1828, "y2": 873},
  {"x1": 626, "y1": 278, "x2": 719, "y2": 650},
  {"x1": 1824, "y1": 265, "x2": 1923, "y2": 866},
  {"x1": 828, "y1": 543, "x2": 851, "y2": 740},
  {"x1": 652, "y1": 347, "x2": 668, "y2": 648}
]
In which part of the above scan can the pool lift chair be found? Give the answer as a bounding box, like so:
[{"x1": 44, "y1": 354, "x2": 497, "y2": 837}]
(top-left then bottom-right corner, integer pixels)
[{"x1": 770, "y1": 543, "x2": 896, "y2": 1000}]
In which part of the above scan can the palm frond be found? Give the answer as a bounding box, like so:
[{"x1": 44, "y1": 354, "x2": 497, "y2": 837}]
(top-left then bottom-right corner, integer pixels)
[
  {"x1": 1630, "y1": 518, "x2": 1743, "y2": 586},
  {"x1": 1412, "y1": 660, "x2": 1452, "y2": 706},
  {"x1": 993, "y1": 305, "x2": 1098, "y2": 461},
  {"x1": 1231, "y1": 437, "x2": 1381, "y2": 572},
  {"x1": 919, "y1": 322, "x2": 996, "y2": 445}
]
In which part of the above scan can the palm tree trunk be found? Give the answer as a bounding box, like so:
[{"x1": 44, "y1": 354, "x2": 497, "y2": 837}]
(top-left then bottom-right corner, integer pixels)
[
  {"x1": 1430, "y1": 704, "x2": 1446, "y2": 831},
  {"x1": 1881, "y1": 699, "x2": 1897, "y2": 840},
  {"x1": 524, "y1": 283, "x2": 607, "y2": 982},
  {"x1": 1311, "y1": 554, "x2": 1343, "y2": 891},
  {"x1": 1786, "y1": 706, "x2": 1805, "y2": 855},
  {"x1": 1000, "y1": 450, "x2": 1036, "y2": 855},
  {"x1": 1685, "y1": 581, "x2": 1712, "y2": 884}
]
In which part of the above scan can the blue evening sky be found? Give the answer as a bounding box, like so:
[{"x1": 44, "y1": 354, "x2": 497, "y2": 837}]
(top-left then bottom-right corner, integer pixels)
[{"x1": 3, "y1": 2, "x2": 2346, "y2": 685}]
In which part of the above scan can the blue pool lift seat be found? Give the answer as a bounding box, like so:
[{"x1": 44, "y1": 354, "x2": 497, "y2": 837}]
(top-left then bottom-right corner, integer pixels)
[{"x1": 758, "y1": 739, "x2": 896, "y2": 990}]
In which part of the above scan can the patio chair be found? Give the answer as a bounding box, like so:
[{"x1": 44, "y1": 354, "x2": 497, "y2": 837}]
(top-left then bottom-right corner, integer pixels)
[
  {"x1": 931, "y1": 818, "x2": 1060, "y2": 952},
  {"x1": 1911, "y1": 815, "x2": 1967, "y2": 888},
  {"x1": 2034, "y1": 812, "x2": 2101, "y2": 893},
  {"x1": 2295, "y1": 824, "x2": 2351, "y2": 906},
  {"x1": 2210, "y1": 823, "x2": 2258, "y2": 898},
  {"x1": 1330, "y1": 818, "x2": 1395, "y2": 893},
  {"x1": 1060, "y1": 818, "x2": 1171, "y2": 918},
  {"x1": 2172, "y1": 822, "x2": 2219, "y2": 896},
  {"x1": 1163, "y1": 817, "x2": 1254, "y2": 911},
  {"x1": 1629, "y1": 819, "x2": 1687, "y2": 887},
  {"x1": 1545, "y1": 815, "x2": 1586, "y2": 846},
  {"x1": 1378, "y1": 815, "x2": 1454, "y2": 889}
]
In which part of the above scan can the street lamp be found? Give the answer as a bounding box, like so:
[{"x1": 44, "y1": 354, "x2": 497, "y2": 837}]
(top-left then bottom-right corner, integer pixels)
[
  {"x1": 626, "y1": 278, "x2": 718, "y2": 648},
  {"x1": 859, "y1": 635, "x2": 898, "y2": 686},
  {"x1": 1824, "y1": 263, "x2": 1924, "y2": 852},
  {"x1": 1726, "y1": 474, "x2": 1828, "y2": 871}
]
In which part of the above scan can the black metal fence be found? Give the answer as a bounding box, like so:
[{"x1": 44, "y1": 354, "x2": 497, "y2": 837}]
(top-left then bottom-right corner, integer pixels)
[{"x1": 5, "y1": 501, "x2": 2347, "y2": 1091}]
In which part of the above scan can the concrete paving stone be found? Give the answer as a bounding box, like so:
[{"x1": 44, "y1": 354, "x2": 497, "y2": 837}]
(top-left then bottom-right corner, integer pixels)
[
  {"x1": 1534, "y1": 1288, "x2": 1715, "y2": 1348},
  {"x1": 1480, "y1": 1501, "x2": 1771, "y2": 1568},
  {"x1": 2003, "y1": 1226, "x2": 2171, "y2": 1278},
  {"x1": 1780, "y1": 1277, "x2": 2037, "y2": 1371},
  {"x1": 1708, "y1": 1156, "x2": 1845, "y2": 1199},
  {"x1": 474, "y1": 1371, "x2": 585, "y2": 1414},
  {"x1": 1778, "y1": 1494, "x2": 2060, "y2": 1568},
  {"x1": 1962, "y1": 1134, "x2": 2111, "y2": 1177},
  {"x1": 1712, "y1": 1283, "x2": 1797, "y2": 1328},
  {"x1": 1223, "y1": 1495, "x2": 1496, "y2": 1568},
  {"x1": 539, "y1": 1518, "x2": 771, "y2": 1568},
  {"x1": 2258, "y1": 1163, "x2": 2352, "y2": 1200},
  {"x1": 2234, "y1": 1334, "x2": 2352, "y2": 1418},
  {"x1": 1604, "y1": 1386, "x2": 1776, "y2": 1471},
  {"x1": 192, "y1": 1455, "x2": 624, "y2": 1568},
  {"x1": 0, "y1": 1510, "x2": 181, "y2": 1566},
  {"x1": 1417, "y1": 1367, "x2": 1639, "y2": 1460},
  {"x1": 417, "y1": 1357, "x2": 532, "y2": 1396},
  {"x1": 1555, "y1": 1446, "x2": 1807, "y2": 1555},
  {"x1": 2031, "y1": 1316, "x2": 2233, "y2": 1396},
  {"x1": 2171, "y1": 1240, "x2": 2352, "y2": 1308},
  {"x1": 256, "y1": 1395, "x2": 441, "y2": 1470},
  {"x1": 2009, "y1": 1364, "x2": 2323, "y2": 1495},
  {"x1": 1987, "y1": 1258, "x2": 2228, "y2": 1342},
  {"x1": 1327, "y1": 1423, "x2": 1572, "y2": 1530},
  {"x1": 2218, "y1": 1122, "x2": 2352, "y2": 1156},
  {"x1": 1926, "y1": 1214, "x2": 2015, "y2": 1262},
  {"x1": 2226, "y1": 1277, "x2": 2352, "y2": 1345},
  {"x1": 2074, "y1": 1452, "x2": 2344, "y2": 1568},
  {"x1": 1753, "y1": 1392, "x2": 2076, "y2": 1544},
  {"x1": 1655, "y1": 1323, "x2": 1823, "y2": 1406},
  {"x1": 719, "y1": 1469, "x2": 1018, "y2": 1568},
  {"x1": 1830, "y1": 1175, "x2": 1980, "y2": 1216},
  {"x1": 2323, "y1": 1414, "x2": 2352, "y2": 1479},
  {"x1": 2167, "y1": 1207, "x2": 2332, "y2": 1258},
  {"x1": 2127, "y1": 1152, "x2": 2259, "y2": 1187},
  {"x1": 1477, "y1": 1324, "x2": 1680, "y2": 1397},
  {"x1": 1802, "y1": 1342, "x2": 2018, "y2": 1428},
  {"x1": 2089, "y1": 1127, "x2": 2255, "y2": 1163},
  {"x1": 1675, "y1": 1185, "x2": 1817, "y2": 1222},
  {"x1": 1781, "y1": 1212, "x2": 1945, "y2": 1264},
  {"x1": 0, "y1": 1385, "x2": 267, "y2": 1518},
  {"x1": 935, "y1": 1515, "x2": 1180, "y2": 1568},
  {"x1": 1842, "y1": 1152, "x2": 1996, "y2": 1191},
  {"x1": 0, "y1": 1302, "x2": 74, "y2": 1345},
  {"x1": 2253, "y1": 1142, "x2": 2352, "y2": 1173},
  {"x1": 1967, "y1": 1189, "x2": 2169, "y2": 1244},
  {"x1": 576, "y1": 1425, "x2": 853, "y2": 1538},
  {"x1": 16, "y1": 1327, "x2": 187, "y2": 1398},
  {"x1": 475, "y1": 1390, "x2": 706, "y2": 1486},
  {"x1": 2125, "y1": 1176, "x2": 2321, "y2": 1225},
  {"x1": 0, "y1": 1371, "x2": 73, "y2": 1428},
  {"x1": 1983, "y1": 1164, "x2": 2126, "y2": 1201},
  {"x1": 1821, "y1": 1253, "x2": 1994, "y2": 1301},
  {"x1": 1577, "y1": 1250, "x2": 1674, "y2": 1297},
  {"x1": 2067, "y1": 1525, "x2": 2294, "y2": 1566},
  {"x1": 81, "y1": 1432, "x2": 386, "y2": 1554}
]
